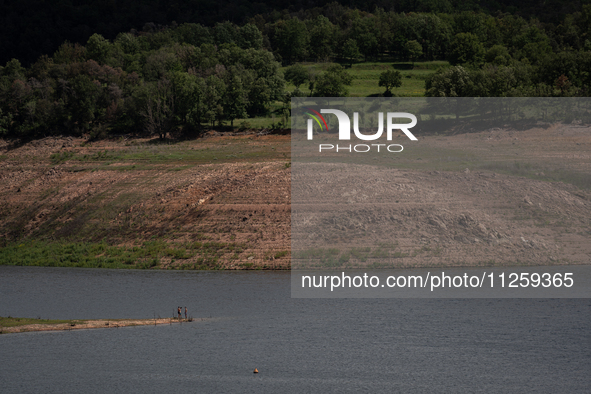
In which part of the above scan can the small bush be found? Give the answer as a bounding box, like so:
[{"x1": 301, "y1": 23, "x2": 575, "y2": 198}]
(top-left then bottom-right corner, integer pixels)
[
  {"x1": 50, "y1": 151, "x2": 74, "y2": 164},
  {"x1": 274, "y1": 251, "x2": 288, "y2": 259}
]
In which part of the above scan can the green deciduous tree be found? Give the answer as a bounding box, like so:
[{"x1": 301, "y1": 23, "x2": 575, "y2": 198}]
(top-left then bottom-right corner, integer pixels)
[
  {"x1": 0, "y1": 107, "x2": 12, "y2": 136},
  {"x1": 140, "y1": 79, "x2": 175, "y2": 139},
  {"x1": 425, "y1": 66, "x2": 471, "y2": 97},
  {"x1": 469, "y1": 65, "x2": 518, "y2": 97},
  {"x1": 238, "y1": 24, "x2": 264, "y2": 50},
  {"x1": 342, "y1": 39, "x2": 361, "y2": 67},
  {"x1": 379, "y1": 70, "x2": 402, "y2": 96},
  {"x1": 485, "y1": 45, "x2": 510, "y2": 66},
  {"x1": 172, "y1": 24, "x2": 213, "y2": 47},
  {"x1": 223, "y1": 67, "x2": 248, "y2": 127},
  {"x1": 351, "y1": 16, "x2": 379, "y2": 62},
  {"x1": 284, "y1": 64, "x2": 309, "y2": 89},
  {"x1": 86, "y1": 34, "x2": 111, "y2": 64},
  {"x1": 203, "y1": 75, "x2": 226, "y2": 127},
  {"x1": 272, "y1": 18, "x2": 309, "y2": 65},
  {"x1": 405, "y1": 40, "x2": 423, "y2": 65},
  {"x1": 53, "y1": 42, "x2": 86, "y2": 65},
  {"x1": 213, "y1": 22, "x2": 239, "y2": 46},
  {"x1": 2, "y1": 59, "x2": 26, "y2": 80},
  {"x1": 143, "y1": 48, "x2": 182, "y2": 81},
  {"x1": 62, "y1": 74, "x2": 102, "y2": 134},
  {"x1": 308, "y1": 16, "x2": 336, "y2": 62},
  {"x1": 357, "y1": 32, "x2": 379, "y2": 62},
  {"x1": 448, "y1": 33, "x2": 485, "y2": 67},
  {"x1": 312, "y1": 65, "x2": 353, "y2": 97},
  {"x1": 170, "y1": 71, "x2": 206, "y2": 133}
]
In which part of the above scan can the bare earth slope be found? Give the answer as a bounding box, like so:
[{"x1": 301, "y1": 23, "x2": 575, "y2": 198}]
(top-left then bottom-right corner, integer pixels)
[
  {"x1": 293, "y1": 163, "x2": 591, "y2": 268},
  {"x1": 0, "y1": 134, "x2": 291, "y2": 269},
  {"x1": 1, "y1": 126, "x2": 590, "y2": 269}
]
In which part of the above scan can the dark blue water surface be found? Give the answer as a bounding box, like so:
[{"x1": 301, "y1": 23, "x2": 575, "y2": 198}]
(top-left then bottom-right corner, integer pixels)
[{"x1": 0, "y1": 266, "x2": 589, "y2": 393}]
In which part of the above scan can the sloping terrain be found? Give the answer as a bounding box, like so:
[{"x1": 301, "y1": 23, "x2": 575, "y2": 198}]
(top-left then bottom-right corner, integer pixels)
[
  {"x1": 0, "y1": 134, "x2": 291, "y2": 269},
  {"x1": 292, "y1": 163, "x2": 591, "y2": 268},
  {"x1": 1, "y1": 125, "x2": 590, "y2": 269}
]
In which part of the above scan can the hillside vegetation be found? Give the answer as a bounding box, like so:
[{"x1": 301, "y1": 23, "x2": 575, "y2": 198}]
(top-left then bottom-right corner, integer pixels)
[{"x1": 2, "y1": 5, "x2": 591, "y2": 141}]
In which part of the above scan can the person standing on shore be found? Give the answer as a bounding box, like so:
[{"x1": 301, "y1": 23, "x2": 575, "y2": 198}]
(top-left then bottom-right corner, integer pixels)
[
  {"x1": 184, "y1": 307, "x2": 187, "y2": 319},
  {"x1": 177, "y1": 306, "x2": 181, "y2": 319}
]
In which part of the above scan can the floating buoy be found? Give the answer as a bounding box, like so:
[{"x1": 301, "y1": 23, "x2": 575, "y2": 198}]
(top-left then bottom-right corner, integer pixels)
[{"x1": 253, "y1": 368, "x2": 259, "y2": 374}]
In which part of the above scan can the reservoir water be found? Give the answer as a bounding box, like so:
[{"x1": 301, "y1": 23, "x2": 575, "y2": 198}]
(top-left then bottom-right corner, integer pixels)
[{"x1": 0, "y1": 266, "x2": 589, "y2": 393}]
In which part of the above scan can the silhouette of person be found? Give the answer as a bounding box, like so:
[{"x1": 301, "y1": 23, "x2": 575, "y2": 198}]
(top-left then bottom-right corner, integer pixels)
[
  {"x1": 184, "y1": 307, "x2": 187, "y2": 319},
  {"x1": 177, "y1": 306, "x2": 181, "y2": 318}
]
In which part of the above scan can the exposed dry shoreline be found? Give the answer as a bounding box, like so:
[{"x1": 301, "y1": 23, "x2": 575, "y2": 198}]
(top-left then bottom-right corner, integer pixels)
[
  {"x1": 0, "y1": 134, "x2": 292, "y2": 270},
  {"x1": 1, "y1": 318, "x2": 189, "y2": 334},
  {"x1": 1, "y1": 126, "x2": 590, "y2": 269}
]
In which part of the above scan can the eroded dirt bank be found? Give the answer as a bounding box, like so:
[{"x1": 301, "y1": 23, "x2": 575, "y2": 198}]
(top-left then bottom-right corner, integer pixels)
[
  {"x1": 1, "y1": 125, "x2": 590, "y2": 269},
  {"x1": 292, "y1": 163, "x2": 591, "y2": 267},
  {"x1": 0, "y1": 133, "x2": 292, "y2": 269}
]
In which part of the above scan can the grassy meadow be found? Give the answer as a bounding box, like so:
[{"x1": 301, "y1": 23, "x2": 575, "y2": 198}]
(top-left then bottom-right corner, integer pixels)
[
  {"x1": 232, "y1": 60, "x2": 448, "y2": 129},
  {"x1": 0, "y1": 316, "x2": 79, "y2": 328},
  {"x1": 283, "y1": 61, "x2": 446, "y2": 97},
  {"x1": 0, "y1": 240, "x2": 249, "y2": 270}
]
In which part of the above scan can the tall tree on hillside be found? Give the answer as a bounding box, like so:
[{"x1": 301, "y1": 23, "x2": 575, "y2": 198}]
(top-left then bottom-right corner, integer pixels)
[
  {"x1": 141, "y1": 79, "x2": 176, "y2": 139},
  {"x1": 203, "y1": 75, "x2": 226, "y2": 128},
  {"x1": 62, "y1": 74, "x2": 102, "y2": 134},
  {"x1": 238, "y1": 24, "x2": 264, "y2": 50},
  {"x1": 170, "y1": 71, "x2": 207, "y2": 133},
  {"x1": 448, "y1": 33, "x2": 485, "y2": 67},
  {"x1": 86, "y1": 34, "x2": 111, "y2": 64},
  {"x1": 342, "y1": 39, "x2": 361, "y2": 67},
  {"x1": 351, "y1": 16, "x2": 379, "y2": 61},
  {"x1": 308, "y1": 16, "x2": 336, "y2": 62},
  {"x1": 405, "y1": 40, "x2": 423, "y2": 65},
  {"x1": 273, "y1": 18, "x2": 309, "y2": 65},
  {"x1": 425, "y1": 66, "x2": 471, "y2": 97},
  {"x1": 425, "y1": 66, "x2": 473, "y2": 120},
  {"x1": 223, "y1": 66, "x2": 248, "y2": 127}
]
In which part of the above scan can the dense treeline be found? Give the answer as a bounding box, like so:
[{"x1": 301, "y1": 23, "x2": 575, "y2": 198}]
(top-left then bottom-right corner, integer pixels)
[
  {"x1": 2, "y1": 4, "x2": 591, "y2": 139},
  {"x1": 0, "y1": 24, "x2": 286, "y2": 139},
  {"x1": 262, "y1": 5, "x2": 591, "y2": 63},
  {"x1": 0, "y1": 0, "x2": 586, "y2": 66}
]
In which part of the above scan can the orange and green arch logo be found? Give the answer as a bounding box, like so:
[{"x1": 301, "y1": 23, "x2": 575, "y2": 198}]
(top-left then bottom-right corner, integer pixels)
[{"x1": 304, "y1": 108, "x2": 329, "y2": 132}]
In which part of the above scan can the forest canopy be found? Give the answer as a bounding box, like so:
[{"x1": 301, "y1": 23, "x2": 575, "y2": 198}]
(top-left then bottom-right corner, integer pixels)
[
  {"x1": 1, "y1": 1, "x2": 591, "y2": 139},
  {"x1": 0, "y1": 0, "x2": 588, "y2": 66}
]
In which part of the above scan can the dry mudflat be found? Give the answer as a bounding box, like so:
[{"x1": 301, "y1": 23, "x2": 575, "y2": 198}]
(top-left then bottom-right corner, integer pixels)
[
  {"x1": 1, "y1": 125, "x2": 590, "y2": 269},
  {"x1": 1, "y1": 318, "x2": 188, "y2": 334},
  {"x1": 293, "y1": 124, "x2": 591, "y2": 267},
  {"x1": 0, "y1": 131, "x2": 291, "y2": 269}
]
